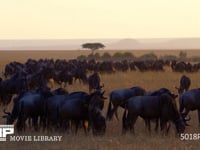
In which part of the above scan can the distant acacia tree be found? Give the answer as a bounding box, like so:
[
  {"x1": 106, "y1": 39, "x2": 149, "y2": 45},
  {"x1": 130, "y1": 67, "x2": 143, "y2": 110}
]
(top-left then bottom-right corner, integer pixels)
[
  {"x1": 82, "y1": 43, "x2": 105, "y2": 54},
  {"x1": 179, "y1": 51, "x2": 187, "y2": 60}
]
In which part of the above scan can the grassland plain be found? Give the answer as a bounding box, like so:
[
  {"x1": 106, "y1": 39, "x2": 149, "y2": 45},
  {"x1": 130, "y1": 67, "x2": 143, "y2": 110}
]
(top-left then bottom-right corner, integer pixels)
[{"x1": 0, "y1": 50, "x2": 200, "y2": 150}]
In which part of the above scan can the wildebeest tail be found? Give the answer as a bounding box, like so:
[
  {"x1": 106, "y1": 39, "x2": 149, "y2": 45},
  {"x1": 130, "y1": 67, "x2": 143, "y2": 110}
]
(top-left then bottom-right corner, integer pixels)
[
  {"x1": 179, "y1": 95, "x2": 184, "y2": 113},
  {"x1": 122, "y1": 103, "x2": 128, "y2": 133},
  {"x1": 106, "y1": 95, "x2": 113, "y2": 121},
  {"x1": 16, "y1": 101, "x2": 24, "y2": 131}
]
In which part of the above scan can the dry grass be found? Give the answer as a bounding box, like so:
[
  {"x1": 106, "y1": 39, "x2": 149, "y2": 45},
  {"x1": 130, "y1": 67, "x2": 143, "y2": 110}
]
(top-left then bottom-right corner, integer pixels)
[{"x1": 1, "y1": 50, "x2": 200, "y2": 149}]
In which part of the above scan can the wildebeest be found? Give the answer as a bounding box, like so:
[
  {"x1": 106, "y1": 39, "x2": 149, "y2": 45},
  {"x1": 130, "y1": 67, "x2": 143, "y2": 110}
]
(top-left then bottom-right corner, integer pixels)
[
  {"x1": 88, "y1": 72, "x2": 102, "y2": 93},
  {"x1": 179, "y1": 88, "x2": 200, "y2": 125},
  {"x1": 54, "y1": 70, "x2": 73, "y2": 87},
  {"x1": 3, "y1": 87, "x2": 68, "y2": 126},
  {"x1": 12, "y1": 88, "x2": 53, "y2": 131},
  {"x1": 144, "y1": 88, "x2": 178, "y2": 132},
  {"x1": 176, "y1": 75, "x2": 191, "y2": 94},
  {"x1": 0, "y1": 72, "x2": 27, "y2": 105},
  {"x1": 58, "y1": 90, "x2": 106, "y2": 135},
  {"x1": 45, "y1": 91, "x2": 89, "y2": 131},
  {"x1": 171, "y1": 61, "x2": 186, "y2": 72},
  {"x1": 106, "y1": 86, "x2": 146, "y2": 121},
  {"x1": 122, "y1": 94, "x2": 185, "y2": 135},
  {"x1": 72, "y1": 67, "x2": 88, "y2": 84}
]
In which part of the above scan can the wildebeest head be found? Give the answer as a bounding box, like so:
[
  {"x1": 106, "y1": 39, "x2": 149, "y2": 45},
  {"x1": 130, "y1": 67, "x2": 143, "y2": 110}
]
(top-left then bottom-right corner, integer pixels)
[
  {"x1": 174, "y1": 117, "x2": 185, "y2": 134},
  {"x1": 175, "y1": 75, "x2": 191, "y2": 94},
  {"x1": 92, "y1": 114, "x2": 106, "y2": 136},
  {"x1": 89, "y1": 108, "x2": 106, "y2": 136},
  {"x1": 149, "y1": 88, "x2": 178, "y2": 99},
  {"x1": 175, "y1": 87, "x2": 184, "y2": 95},
  {"x1": 2, "y1": 109, "x2": 13, "y2": 124},
  {"x1": 181, "y1": 114, "x2": 191, "y2": 126},
  {"x1": 2, "y1": 95, "x2": 22, "y2": 124},
  {"x1": 160, "y1": 94, "x2": 185, "y2": 134}
]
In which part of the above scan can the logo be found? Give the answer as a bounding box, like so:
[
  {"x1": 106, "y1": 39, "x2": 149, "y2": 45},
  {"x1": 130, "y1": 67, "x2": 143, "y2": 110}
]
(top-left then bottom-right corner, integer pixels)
[
  {"x1": 0, "y1": 125, "x2": 14, "y2": 141},
  {"x1": 0, "y1": 124, "x2": 62, "y2": 142},
  {"x1": 180, "y1": 133, "x2": 200, "y2": 140}
]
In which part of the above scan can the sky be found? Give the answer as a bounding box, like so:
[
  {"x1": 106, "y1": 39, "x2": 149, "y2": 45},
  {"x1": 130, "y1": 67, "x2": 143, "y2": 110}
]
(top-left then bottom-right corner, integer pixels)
[{"x1": 0, "y1": 0, "x2": 200, "y2": 39}]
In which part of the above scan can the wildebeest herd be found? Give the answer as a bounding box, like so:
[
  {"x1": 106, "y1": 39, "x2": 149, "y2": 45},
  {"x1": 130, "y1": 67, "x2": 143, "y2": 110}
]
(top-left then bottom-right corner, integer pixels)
[{"x1": 0, "y1": 58, "x2": 200, "y2": 136}]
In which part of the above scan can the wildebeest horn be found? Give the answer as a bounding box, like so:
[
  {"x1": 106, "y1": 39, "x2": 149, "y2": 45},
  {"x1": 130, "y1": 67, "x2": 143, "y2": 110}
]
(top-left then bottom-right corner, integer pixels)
[
  {"x1": 101, "y1": 90, "x2": 105, "y2": 95},
  {"x1": 102, "y1": 96, "x2": 107, "y2": 100},
  {"x1": 100, "y1": 90, "x2": 107, "y2": 99},
  {"x1": 175, "y1": 86, "x2": 179, "y2": 90},
  {"x1": 100, "y1": 84, "x2": 104, "y2": 88},
  {"x1": 3, "y1": 109, "x2": 11, "y2": 115},
  {"x1": 184, "y1": 115, "x2": 191, "y2": 121}
]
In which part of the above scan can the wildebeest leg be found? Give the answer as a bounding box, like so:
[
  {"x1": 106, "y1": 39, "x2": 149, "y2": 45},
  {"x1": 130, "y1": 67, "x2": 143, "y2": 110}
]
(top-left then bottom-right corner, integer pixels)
[
  {"x1": 147, "y1": 120, "x2": 151, "y2": 132},
  {"x1": 32, "y1": 116, "x2": 38, "y2": 131},
  {"x1": 144, "y1": 119, "x2": 151, "y2": 132},
  {"x1": 74, "y1": 120, "x2": 80, "y2": 135},
  {"x1": 154, "y1": 118, "x2": 159, "y2": 132},
  {"x1": 179, "y1": 104, "x2": 184, "y2": 114},
  {"x1": 106, "y1": 101, "x2": 113, "y2": 120},
  {"x1": 62, "y1": 120, "x2": 70, "y2": 133},
  {"x1": 64, "y1": 82, "x2": 67, "y2": 88},
  {"x1": 160, "y1": 119, "x2": 168, "y2": 135},
  {"x1": 39, "y1": 115, "x2": 46, "y2": 132},
  {"x1": 166, "y1": 122, "x2": 171, "y2": 134},
  {"x1": 28, "y1": 118, "x2": 32, "y2": 129},
  {"x1": 79, "y1": 78, "x2": 81, "y2": 84},
  {"x1": 129, "y1": 115, "x2": 138, "y2": 134},
  {"x1": 46, "y1": 118, "x2": 52, "y2": 132},
  {"x1": 114, "y1": 107, "x2": 119, "y2": 120},
  {"x1": 182, "y1": 109, "x2": 190, "y2": 118},
  {"x1": 22, "y1": 115, "x2": 28, "y2": 132},
  {"x1": 109, "y1": 105, "x2": 119, "y2": 121},
  {"x1": 82, "y1": 120, "x2": 89, "y2": 135},
  {"x1": 59, "y1": 118, "x2": 65, "y2": 132}
]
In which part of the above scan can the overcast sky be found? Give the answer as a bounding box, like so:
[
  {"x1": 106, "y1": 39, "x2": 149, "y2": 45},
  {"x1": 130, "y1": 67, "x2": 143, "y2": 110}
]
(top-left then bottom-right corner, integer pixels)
[{"x1": 0, "y1": 0, "x2": 200, "y2": 39}]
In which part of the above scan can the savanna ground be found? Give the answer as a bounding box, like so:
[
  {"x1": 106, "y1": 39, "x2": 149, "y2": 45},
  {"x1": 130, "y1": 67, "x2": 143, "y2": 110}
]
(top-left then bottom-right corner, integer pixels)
[{"x1": 1, "y1": 50, "x2": 200, "y2": 150}]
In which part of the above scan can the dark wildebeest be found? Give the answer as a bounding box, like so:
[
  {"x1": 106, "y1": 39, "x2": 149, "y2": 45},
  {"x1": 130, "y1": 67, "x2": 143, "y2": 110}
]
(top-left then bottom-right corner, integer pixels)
[
  {"x1": 179, "y1": 88, "x2": 200, "y2": 126},
  {"x1": 44, "y1": 91, "x2": 70, "y2": 131},
  {"x1": 3, "y1": 88, "x2": 68, "y2": 127},
  {"x1": 72, "y1": 67, "x2": 88, "y2": 84},
  {"x1": 106, "y1": 86, "x2": 146, "y2": 121},
  {"x1": 58, "y1": 90, "x2": 106, "y2": 135},
  {"x1": 88, "y1": 72, "x2": 102, "y2": 93},
  {"x1": 122, "y1": 94, "x2": 186, "y2": 135},
  {"x1": 0, "y1": 72, "x2": 27, "y2": 105},
  {"x1": 44, "y1": 91, "x2": 89, "y2": 131},
  {"x1": 54, "y1": 70, "x2": 73, "y2": 87},
  {"x1": 171, "y1": 61, "x2": 187, "y2": 72},
  {"x1": 176, "y1": 75, "x2": 191, "y2": 94},
  {"x1": 15, "y1": 88, "x2": 53, "y2": 131},
  {"x1": 144, "y1": 88, "x2": 178, "y2": 132}
]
